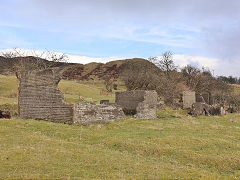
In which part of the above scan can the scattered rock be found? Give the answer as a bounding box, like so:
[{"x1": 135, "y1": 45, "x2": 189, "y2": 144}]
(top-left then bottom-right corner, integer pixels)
[
  {"x1": 190, "y1": 102, "x2": 226, "y2": 116},
  {"x1": 0, "y1": 110, "x2": 11, "y2": 119}
]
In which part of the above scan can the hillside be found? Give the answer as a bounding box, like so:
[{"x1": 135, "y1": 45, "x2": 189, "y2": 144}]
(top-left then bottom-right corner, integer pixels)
[{"x1": 0, "y1": 56, "x2": 149, "y2": 81}]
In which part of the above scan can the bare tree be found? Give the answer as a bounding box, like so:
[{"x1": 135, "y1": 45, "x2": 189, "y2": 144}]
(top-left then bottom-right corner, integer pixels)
[
  {"x1": 149, "y1": 51, "x2": 177, "y2": 77},
  {"x1": 159, "y1": 51, "x2": 177, "y2": 72},
  {"x1": 0, "y1": 48, "x2": 68, "y2": 73},
  {"x1": 181, "y1": 65, "x2": 201, "y2": 90}
]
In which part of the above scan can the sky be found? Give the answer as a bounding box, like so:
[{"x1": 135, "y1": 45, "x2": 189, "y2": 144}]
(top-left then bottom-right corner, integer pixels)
[{"x1": 0, "y1": 0, "x2": 240, "y2": 76}]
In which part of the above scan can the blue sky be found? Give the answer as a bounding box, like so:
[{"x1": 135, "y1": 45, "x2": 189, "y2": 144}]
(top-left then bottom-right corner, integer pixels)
[{"x1": 1, "y1": 0, "x2": 240, "y2": 75}]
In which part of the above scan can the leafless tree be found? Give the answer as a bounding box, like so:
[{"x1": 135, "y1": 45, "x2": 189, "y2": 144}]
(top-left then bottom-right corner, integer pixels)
[
  {"x1": 159, "y1": 51, "x2": 177, "y2": 72},
  {"x1": 0, "y1": 48, "x2": 68, "y2": 73},
  {"x1": 149, "y1": 51, "x2": 177, "y2": 78},
  {"x1": 181, "y1": 65, "x2": 201, "y2": 90}
]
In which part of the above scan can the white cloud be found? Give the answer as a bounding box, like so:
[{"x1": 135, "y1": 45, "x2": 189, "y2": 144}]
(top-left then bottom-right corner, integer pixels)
[
  {"x1": 173, "y1": 55, "x2": 240, "y2": 77},
  {"x1": 0, "y1": 48, "x2": 128, "y2": 64},
  {"x1": 173, "y1": 55, "x2": 219, "y2": 68}
]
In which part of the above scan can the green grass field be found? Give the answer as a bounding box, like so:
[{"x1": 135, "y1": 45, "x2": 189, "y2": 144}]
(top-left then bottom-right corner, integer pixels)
[
  {"x1": 0, "y1": 112, "x2": 240, "y2": 179},
  {"x1": 0, "y1": 75, "x2": 240, "y2": 179}
]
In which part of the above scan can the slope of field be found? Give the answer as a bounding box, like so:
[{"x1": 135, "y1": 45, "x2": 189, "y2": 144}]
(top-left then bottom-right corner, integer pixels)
[
  {"x1": 0, "y1": 111, "x2": 240, "y2": 179},
  {"x1": 0, "y1": 75, "x2": 18, "y2": 105}
]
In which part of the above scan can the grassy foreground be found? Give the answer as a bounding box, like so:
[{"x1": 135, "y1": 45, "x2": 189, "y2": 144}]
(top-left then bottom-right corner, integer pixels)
[{"x1": 0, "y1": 110, "x2": 240, "y2": 179}]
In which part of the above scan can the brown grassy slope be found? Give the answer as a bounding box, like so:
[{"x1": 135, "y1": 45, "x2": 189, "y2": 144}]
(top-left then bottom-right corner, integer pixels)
[
  {"x1": 0, "y1": 56, "x2": 73, "y2": 75},
  {"x1": 61, "y1": 58, "x2": 149, "y2": 81},
  {"x1": 0, "y1": 56, "x2": 149, "y2": 81}
]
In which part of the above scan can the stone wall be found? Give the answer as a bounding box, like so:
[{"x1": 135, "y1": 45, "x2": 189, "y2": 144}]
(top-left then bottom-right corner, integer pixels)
[
  {"x1": 73, "y1": 103, "x2": 125, "y2": 124},
  {"x1": 18, "y1": 69, "x2": 73, "y2": 124},
  {"x1": 135, "y1": 103, "x2": 157, "y2": 119},
  {"x1": 115, "y1": 90, "x2": 157, "y2": 119},
  {"x1": 182, "y1": 91, "x2": 196, "y2": 109}
]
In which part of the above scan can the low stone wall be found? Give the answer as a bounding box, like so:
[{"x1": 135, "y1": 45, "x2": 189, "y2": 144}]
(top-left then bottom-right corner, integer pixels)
[
  {"x1": 73, "y1": 103, "x2": 125, "y2": 124},
  {"x1": 115, "y1": 90, "x2": 157, "y2": 119},
  {"x1": 135, "y1": 103, "x2": 157, "y2": 119},
  {"x1": 18, "y1": 69, "x2": 73, "y2": 124}
]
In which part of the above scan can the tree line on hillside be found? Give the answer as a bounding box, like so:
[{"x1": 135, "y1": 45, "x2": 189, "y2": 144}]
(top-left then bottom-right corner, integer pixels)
[
  {"x1": 217, "y1": 76, "x2": 240, "y2": 84},
  {"x1": 121, "y1": 51, "x2": 240, "y2": 111}
]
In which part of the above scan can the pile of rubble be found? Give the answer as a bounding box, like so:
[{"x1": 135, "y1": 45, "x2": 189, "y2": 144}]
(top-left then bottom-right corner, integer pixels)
[
  {"x1": 0, "y1": 110, "x2": 11, "y2": 119},
  {"x1": 182, "y1": 90, "x2": 227, "y2": 116},
  {"x1": 190, "y1": 102, "x2": 226, "y2": 116}
]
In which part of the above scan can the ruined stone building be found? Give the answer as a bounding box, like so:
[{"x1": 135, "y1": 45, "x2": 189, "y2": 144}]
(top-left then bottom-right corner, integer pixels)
[
  {"x1": 17, "y1": 69, "x2": 125, "y2": 124},
  {"x1": 18, "y1": 69, "x2": 158, "y2": 124},
  {"x1": 18, "y1": 69, "x2": 73, "y2": 124},
  {"x1": 182, "y1": 91, "x2": 213, "y2": 109},
  {"x1": 115, "y1": 90, "x2": 158, "y2": 119},
  {"x1": 182, "y1": 91, "x2": 196, "y2": 109}
]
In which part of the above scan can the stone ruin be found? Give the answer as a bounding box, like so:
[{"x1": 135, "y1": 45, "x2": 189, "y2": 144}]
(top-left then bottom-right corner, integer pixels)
[
  {"x1": 182, "y1": 91, "x2": 213, "y2": 109},
  {"x1": 182, "y1": 91, "x2": 196, "y2": 109},
  {"x1": 18, "y1": 69, "x2": 73, "y2": 124},
  {"x1": 17, "y1": 68, "x2": 229, "y2": 123},
  {"x1": 182, "y1": 91, "x2": 226, "y2": 116},
  {"x1": 73, "y1": 103, "x2": 125, "y2": 124},
  {"x1": 190, "y1": 102, "x2": 226, "y2": 116},
  {"x1": 16, "y1": 69, "x2": 163, "y2": 124},
  {"x1": 17, "y1": 69, "x2": 127, "y2": 124},
  {"x1": 115, "y1": 90, "x2": 158, "y2": 119}
]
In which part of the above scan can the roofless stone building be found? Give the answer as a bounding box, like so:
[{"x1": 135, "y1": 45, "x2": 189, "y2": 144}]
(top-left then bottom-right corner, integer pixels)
[{"x1": 17, "y1": 69, "x2": 158, "y2": 124}]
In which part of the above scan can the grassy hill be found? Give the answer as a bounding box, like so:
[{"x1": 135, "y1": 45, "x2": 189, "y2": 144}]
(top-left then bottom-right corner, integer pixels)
[{"x1": 0, "y1": 74, "x2": 240, "y2": 179}]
